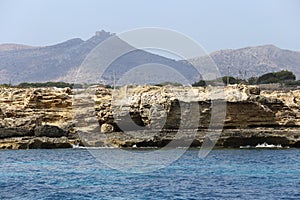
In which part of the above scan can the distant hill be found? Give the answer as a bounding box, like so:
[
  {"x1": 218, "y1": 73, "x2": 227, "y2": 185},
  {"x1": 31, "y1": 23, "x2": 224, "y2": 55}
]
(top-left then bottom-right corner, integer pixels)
[
  {"x1": 190, "y1": 45, "x2": 300, "y2": 79},
  {"x1": 0, "y1": 30, "x2": 200, "y2": 85},
  {"x1": 1, "y1": 31, "x2": 300, "y2": 85},
  {"x1": 0, "y1": 44, "x2": 37, "y2": 51},
  {"x1": 0, "y1": 30, "x2": 114, "y2": 84}
]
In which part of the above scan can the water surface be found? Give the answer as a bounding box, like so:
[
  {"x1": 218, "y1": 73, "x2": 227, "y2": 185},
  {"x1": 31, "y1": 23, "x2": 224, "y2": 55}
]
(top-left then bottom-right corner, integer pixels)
[{"x1": 0, "y1": 149, "x2": 299, "y2": 199}]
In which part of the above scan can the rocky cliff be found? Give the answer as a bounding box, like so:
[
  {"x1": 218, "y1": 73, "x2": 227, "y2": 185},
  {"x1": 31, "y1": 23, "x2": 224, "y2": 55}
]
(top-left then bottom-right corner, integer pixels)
[
  {"x1": 1, "y1": 85, "x2": 300, "y2": 149},
  {"x1": 0, "y1": 87, "x2": 77, "y2": 149}
]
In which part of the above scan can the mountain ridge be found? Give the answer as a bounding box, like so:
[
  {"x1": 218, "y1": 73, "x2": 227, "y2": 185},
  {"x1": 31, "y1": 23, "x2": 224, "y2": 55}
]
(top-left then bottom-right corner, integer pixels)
[
  {"x1": 0, "y1": 31, "x2": 200, "y2": 85},
  {"x1": 0, "y1": 43, "x2": 38, "y2": 52},
  {"x1": 1, "y1": 31, "x2": 300, "y2": 84},
  {"x1": 190, "y1": 44, "x2": 300, "y2": 79}
]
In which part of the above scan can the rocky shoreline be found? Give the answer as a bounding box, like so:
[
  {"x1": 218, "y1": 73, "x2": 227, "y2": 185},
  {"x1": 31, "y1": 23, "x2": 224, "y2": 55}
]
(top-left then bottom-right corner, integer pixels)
[{"x1": 1, "y1": 85, "x2": 300, "y2": 149}]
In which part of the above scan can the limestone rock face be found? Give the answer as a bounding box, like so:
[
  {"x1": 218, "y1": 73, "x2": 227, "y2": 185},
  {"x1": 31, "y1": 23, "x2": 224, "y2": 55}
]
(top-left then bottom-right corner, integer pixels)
[
  {"x1": 0, "y1": 87, "x2": 75, "y2": 149},
  {"x1": 1, "y1": 85, "x2": 300, "y2": 149},
  {"x1": 89, "y1": 84, "x2": 300, "y2": 147},
  {"x1": 0, "y1": 127, "x2": 34, "y2": 139},
  {"x1": 91, "y1": 85, "x2": 281, "y2": 131},
  {"x1": 261, "y1": 90, "x2": 300, "y2": 126},
  {"x1": 35, "y1": 125, "x2": 68, "y2": 138},
  {"x1": 0, "y1": 136, "x2": 74, "y2": 149},
  {"x1": 28, "y1": 137, "x2": 72, "y2": 149}
]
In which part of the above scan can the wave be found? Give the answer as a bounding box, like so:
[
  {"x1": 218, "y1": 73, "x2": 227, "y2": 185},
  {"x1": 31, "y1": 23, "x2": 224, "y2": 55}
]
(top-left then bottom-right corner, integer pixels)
[
  {"x1": 240, "y1": 142, "x2": 289, "y2": 149},
  {"x1": 72, "y1": 144, "x2": 116, "y2": 149},
  {"x1": 255, "y1": 142, "x2": 283, "y2": 148}
]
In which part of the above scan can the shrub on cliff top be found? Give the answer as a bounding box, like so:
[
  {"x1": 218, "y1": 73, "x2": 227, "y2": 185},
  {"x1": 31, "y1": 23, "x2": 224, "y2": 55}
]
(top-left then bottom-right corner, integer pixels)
[
  {"x1": 155, "y1": 82, "x2": 183, "y2": 87},
  {"x1": 17, "y1": 82, "x2": 74, "y2": 88},
  {"x1": 192, "y1": 80, "x2": 206, "y2": 87},
  {"x1": 0, "y1": 83, "x2": 12, "y2": 88},
  {"x1": 257, "y1": 70, "x2": 296, "y2": 84}
]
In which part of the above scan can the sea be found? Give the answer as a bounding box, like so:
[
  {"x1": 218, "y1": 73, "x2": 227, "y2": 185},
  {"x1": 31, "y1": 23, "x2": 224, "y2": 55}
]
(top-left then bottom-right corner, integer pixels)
[{"x1": 0, "y1": 148, "x2": 299, "y2": 200}]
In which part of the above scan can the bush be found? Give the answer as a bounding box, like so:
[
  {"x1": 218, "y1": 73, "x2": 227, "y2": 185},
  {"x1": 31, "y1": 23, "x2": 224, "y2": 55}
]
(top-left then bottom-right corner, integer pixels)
[
  {"x1": 257, "y1": 70, "x2": 295, "y2": 84},
  {"x1": 104, "y1": 84, "x2": 113, "y2": 89},
  {"x1": 284, "y1": 80, "x2": 300, "y2": 86},
  {"x1": 17, "y1": 82, "x2": 74, "y2": 88},
  {"x1": 192, "y1": 76, "x2": 239, "y2": 87},
  {"x1": 0, "y1": 83, "x2": 12, "y2": 88},
  {"x1": 221, "y1": 76, "x2": 238, "y2": 85},
  {"x1": 155, "y1": 82, "x2": 183, "y2": 87},
  {"x1": 248, "y1": 77, "x2": 258, "y2": 85},
  {"x1": 192, "y1": 80, "x2": 206, "y2": 87}
]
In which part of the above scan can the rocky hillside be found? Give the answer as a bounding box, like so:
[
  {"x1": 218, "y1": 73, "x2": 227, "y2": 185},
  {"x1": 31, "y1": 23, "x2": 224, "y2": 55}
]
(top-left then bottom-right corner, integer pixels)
[
  {"x1": 1, "y1": 85, "x2": 300, "y2": 149},
  {"x1": 0, "y1": 31, "x2": 112, "y2": 84},
  {"x1": 190, "y1": 45, "x2": 300, "y2": 79},
  {"x1": 2, "y1": 30, "x2": 300, "y2": 85},
  {"x1": 0, "y1": 44, "x2": 37, "y2": 51},
  {"x1": 0, "y1": 30, "x2": 199, "y2": 85}
]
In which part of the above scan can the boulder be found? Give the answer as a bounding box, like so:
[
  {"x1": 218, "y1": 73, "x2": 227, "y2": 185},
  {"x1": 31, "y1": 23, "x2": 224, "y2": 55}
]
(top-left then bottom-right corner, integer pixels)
[{"x1": 101, "y1": 123, "x2": 114, "y2": 133}]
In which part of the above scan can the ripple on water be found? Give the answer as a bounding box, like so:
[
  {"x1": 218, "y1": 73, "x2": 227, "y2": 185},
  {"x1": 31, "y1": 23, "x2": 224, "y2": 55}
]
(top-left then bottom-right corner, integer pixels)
[{"x1": 0, "y1": 149, "x2": 299, "y2": 199}]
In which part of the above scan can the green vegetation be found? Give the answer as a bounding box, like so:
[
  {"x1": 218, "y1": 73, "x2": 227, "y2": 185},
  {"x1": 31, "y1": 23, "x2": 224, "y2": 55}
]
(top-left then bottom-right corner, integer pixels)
[
  {"x1": 0, "y1": 70, "x2": 299, "y2": 89},
  {"x1": 191, "y1": 80, "x2": 206, "y2": 87},
  {"x1": 247, "y1": 77, "x2": 258, "y2": 85},
  {"x1": 256, "y1": 70, "x2": 295, "y2": 84},
  {"x1": 104, "y1": 84, "x2": 113, "y2": 89},
  {"x1": 221, "y1": 76, "x2": 241, "y2": 85},
  {"x1": 192, "y1": 76, "x2": 244, "y2": 87},
  {"x1": 17, "y1": 82, "x2": 74, "y2": 88},
  {"x1": 0, "y1": 82, "x2": 115, "y2": 89},
  {"x1": 285, "y1": 80, "x2": 300, "y2": 86},
  {"x1": 0, "y1": 83, "x2": 12, "y2": 88},
  {"x1": 155, "y1": 82, "x2": 183, "y2": 87},
  {"x1": 192, "y1": 70, "x2": 299, "y2": 87}
]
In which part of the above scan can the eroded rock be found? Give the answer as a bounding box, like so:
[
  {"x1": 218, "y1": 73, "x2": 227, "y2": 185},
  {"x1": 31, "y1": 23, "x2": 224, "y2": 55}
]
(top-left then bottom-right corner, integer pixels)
[
  {"x1": 100, "y1": 123, "x2": 114, "y2": 133},
  {"x1": 1, "y1": 85, "x2": 300, "y2": 149},
  {"x1": 35, "y1": 125, "x2": 68, "y2": 138}
]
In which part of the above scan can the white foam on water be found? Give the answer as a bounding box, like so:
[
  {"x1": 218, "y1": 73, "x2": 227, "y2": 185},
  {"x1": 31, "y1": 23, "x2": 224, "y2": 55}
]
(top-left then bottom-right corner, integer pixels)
[
  {"x1": 240, "y1": 143, "x2": 290, "y2": 149},
  {"x1": 255, "y1": 142, "x2": 283, "y2": 148}
]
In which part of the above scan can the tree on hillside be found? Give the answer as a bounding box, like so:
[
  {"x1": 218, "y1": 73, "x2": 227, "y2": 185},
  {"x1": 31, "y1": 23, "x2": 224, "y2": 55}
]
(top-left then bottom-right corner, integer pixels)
[
  {"x1": 257, "y1": 70, "x2": 296, "y2": 84},
  {"x1": 192, "y1": 80, "x2": 206, "y2": 87},
  {"x1": 248, "y1": 77, "x2": 258, "y2": 85},
  {"x1": 221, "y1": 76, "x2": 238, "y2": 85},
  {"x1": 17, "y1": 82, "x2": 74, "y2": 88},
  {"x1": 155, "y1": 82, "x2": 183, "y2": 87}
]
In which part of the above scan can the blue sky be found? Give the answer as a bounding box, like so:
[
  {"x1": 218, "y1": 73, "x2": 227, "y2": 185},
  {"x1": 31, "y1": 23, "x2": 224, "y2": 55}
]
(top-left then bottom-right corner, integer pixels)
[{"x1": 0, "y1": 0, "x2": 299, "y2": 52}]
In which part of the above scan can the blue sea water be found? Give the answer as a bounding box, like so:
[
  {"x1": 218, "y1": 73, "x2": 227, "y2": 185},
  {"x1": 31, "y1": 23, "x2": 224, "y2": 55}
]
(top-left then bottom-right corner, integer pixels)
[{"x1": 0, "y1": 148, "x2": 299, "y2": 200}]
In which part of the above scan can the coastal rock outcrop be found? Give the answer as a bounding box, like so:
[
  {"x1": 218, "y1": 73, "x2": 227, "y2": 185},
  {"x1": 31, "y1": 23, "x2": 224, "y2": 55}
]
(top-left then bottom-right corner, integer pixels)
[
  {"x1": 77, "y1": 84, "x2": 300, "y2": 148},
  {"x1": 1, "y1": 84, "x2": 300, "y2": 149},
  {"x1": 0, "y1": 87, "x2": 77, "y2": 149}
]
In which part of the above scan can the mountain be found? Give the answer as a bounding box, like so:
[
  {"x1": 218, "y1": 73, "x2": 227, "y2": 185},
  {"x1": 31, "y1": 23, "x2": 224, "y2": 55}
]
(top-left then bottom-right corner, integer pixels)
[
  {"x1": 189, "y1": 45, "x2": 300, "y2": 79},
  {"x1": 0, "y1": 44, "x2": 37, "y2": 52},
  {"x1": 0, "y1": 30, "x2": 200, "y2": 85},
  {"x1": 1, "y1": 31, "x2": 300, "y2": 85},
  {"x1": 0, "y1": 30, "x2": 114, "y2": 84}
]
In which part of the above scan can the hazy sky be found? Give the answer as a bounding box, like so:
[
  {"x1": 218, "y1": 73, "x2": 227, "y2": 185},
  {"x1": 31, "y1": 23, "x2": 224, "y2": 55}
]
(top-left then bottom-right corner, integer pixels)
[{"x1": 0, "y1": 0, "x2": 299, "y2": 52}]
